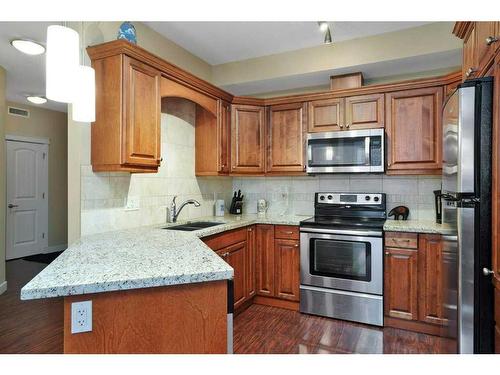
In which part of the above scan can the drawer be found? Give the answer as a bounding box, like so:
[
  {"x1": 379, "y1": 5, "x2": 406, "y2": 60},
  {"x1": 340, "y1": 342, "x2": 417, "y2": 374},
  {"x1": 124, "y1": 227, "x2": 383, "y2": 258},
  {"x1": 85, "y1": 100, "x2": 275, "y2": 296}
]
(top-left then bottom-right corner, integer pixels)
[
  {"x1": 202, "y1": 227, "x2": 247, "y2": 250},
  {"x1": 385, "y1": 232, "x2": 418, "y2": 249},
  {"x1": 274, "y1": 225, "x2": 300, "y2": 240}
]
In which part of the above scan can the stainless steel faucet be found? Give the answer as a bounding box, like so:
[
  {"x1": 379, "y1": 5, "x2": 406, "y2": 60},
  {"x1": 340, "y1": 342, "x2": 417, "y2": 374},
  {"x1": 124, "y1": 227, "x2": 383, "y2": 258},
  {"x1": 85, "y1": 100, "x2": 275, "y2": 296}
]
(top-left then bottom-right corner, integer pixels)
[{"x1": 167, "y1": 196, "x2": 201, "y2": 223}]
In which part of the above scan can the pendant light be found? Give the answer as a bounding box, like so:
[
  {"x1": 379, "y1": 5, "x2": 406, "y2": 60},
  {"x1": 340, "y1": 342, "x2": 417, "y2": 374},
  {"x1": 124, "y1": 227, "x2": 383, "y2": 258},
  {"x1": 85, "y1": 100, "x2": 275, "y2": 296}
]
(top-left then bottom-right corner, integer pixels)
[
  {"x1": 72, "y1": 22, "x2": 96, "y2": 123},
  {"x1": 72, "y1": 65, "x2": 95, "y2": 122},
  {"x1": 46, "y1": 25, "x2": 79, "y2": 103}
]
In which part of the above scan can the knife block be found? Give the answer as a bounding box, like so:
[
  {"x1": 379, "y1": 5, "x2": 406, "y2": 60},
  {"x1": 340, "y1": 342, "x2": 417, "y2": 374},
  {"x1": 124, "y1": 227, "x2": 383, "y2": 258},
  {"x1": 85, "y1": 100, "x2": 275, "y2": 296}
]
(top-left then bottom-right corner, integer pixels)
[{"x1": 229, "y1": 200, "x2": 243, "y2": 215}]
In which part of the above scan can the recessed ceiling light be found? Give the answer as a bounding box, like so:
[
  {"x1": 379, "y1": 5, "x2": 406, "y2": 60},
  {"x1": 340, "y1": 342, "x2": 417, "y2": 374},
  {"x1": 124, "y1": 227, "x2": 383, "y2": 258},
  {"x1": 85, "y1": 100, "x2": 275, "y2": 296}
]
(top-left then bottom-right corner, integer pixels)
[
  {"x1": 26, "y1": 96, "x2": 47, "y2": 105},
  {"x1": 11, "y1": 39, "x2": 45, "y2": 55},
  {"x1": 318, "y1": 22, "x2": 329, "y2": 32}
]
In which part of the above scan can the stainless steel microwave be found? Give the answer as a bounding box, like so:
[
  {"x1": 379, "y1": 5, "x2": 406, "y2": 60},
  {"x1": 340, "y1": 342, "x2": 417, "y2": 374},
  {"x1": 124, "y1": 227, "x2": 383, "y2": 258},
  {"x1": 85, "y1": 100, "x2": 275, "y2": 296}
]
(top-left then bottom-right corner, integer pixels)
[{"x1": 306, "y1": 129, "x2": 385, "y2": 174}]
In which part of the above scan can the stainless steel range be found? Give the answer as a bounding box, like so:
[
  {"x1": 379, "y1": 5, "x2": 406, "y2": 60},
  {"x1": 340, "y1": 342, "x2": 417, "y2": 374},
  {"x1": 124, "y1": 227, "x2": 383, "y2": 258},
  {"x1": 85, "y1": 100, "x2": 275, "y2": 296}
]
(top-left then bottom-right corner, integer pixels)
[{"x1": 299, "y1": 192, "x2": 386, "y2": 326}]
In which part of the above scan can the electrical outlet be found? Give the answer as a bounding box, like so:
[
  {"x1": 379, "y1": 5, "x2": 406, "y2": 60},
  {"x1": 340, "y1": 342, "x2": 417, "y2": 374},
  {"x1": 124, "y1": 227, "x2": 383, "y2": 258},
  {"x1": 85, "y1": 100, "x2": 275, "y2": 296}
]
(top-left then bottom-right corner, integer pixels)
[
  {"x1": 125, "y1": 196, "x2": 140, "y2": 211},
  {"x1": 71, "y1": 301, "x2": 92, "y2": 334}
]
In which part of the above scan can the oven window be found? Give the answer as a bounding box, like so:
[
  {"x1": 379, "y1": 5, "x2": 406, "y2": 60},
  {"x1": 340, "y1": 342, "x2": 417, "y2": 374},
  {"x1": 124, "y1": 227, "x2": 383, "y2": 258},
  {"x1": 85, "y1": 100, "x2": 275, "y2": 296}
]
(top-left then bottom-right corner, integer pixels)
[
  {"x1": 308, "y1": 137, "x2": 367, "y2": 167},
  {"x1": 310, "y1": 238, "x2": 371, "y2": 281}
]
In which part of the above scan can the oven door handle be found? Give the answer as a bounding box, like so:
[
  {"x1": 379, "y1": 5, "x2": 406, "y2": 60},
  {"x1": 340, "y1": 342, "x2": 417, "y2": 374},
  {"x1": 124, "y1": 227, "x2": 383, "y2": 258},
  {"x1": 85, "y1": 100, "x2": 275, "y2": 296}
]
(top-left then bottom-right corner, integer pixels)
[{"x1": 300, "y1": 227, "x2": 382, "y2": 237}]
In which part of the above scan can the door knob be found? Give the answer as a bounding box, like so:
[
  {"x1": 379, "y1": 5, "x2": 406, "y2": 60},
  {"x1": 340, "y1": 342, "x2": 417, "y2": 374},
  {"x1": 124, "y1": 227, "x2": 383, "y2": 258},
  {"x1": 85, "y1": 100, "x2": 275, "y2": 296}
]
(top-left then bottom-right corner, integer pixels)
[
  {"x1": 482, "y1": 267, "x2": 494, "y2": 276},
  {"x1": 8, "y1": 203, "x2": 18, "y2": 208},
  {"x1": 486, "y1": 36, "x2": 498, "y2": 45}
]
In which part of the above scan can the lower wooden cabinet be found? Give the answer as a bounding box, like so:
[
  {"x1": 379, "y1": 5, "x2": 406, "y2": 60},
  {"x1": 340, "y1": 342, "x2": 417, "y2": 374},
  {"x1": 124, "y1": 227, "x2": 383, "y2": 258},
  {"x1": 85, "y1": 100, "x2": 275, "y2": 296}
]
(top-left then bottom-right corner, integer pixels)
[
  {"x1": 384, "y1": 232, "x2": 447, "y2": 335},
  {"x1": 274, "y1": 239, "x2": 300, "y2": 301},
  {"x1": 217, "y1": 241, "x2": 247, "y2": 309}
]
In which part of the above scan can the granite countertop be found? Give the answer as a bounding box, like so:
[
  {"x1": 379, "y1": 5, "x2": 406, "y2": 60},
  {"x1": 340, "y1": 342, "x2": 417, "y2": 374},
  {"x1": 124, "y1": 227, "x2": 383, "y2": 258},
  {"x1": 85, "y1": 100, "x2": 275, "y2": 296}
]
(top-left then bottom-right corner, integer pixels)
[
  {"x1": 383, "y1": 219, "x2": 453, "y2": 235},
  {"x1": 21, "y1": 214, "x2": 310, "y2": 300}
]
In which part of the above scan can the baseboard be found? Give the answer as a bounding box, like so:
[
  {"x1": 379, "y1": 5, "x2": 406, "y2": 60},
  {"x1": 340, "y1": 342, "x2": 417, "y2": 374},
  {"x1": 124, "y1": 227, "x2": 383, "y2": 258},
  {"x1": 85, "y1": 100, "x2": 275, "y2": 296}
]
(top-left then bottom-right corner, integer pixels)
[
  {"x1": 0, "y1": 281, "x2": 7, "y2": 295},
  {"x1": 42, "y1": 244, "x2": 67, "y2": 254},
  {"x1": 253, "y1": 295, "x2": 299, "y2": 311}
]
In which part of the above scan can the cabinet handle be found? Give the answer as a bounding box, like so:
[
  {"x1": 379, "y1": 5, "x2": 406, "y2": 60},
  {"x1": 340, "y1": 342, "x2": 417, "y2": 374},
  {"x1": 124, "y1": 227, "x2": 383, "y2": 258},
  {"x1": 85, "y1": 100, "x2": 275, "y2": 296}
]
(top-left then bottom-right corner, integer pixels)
[
  {"x1": 294, "y1": 244, "x2": 299, "y2": 248},
  {"x1": 248, "y1": 228, "x2": 253, "y2": 232},
  {"x1": 283, "y1": 231, "x2": 294, "y2": 234},
  {"x1": 483, "y1": 267, "x2": 494, "y2": 276},
  {"x1": 465, "y1": 67, "x2": 476, "y2": 77},
  {"x1": 391, "y1": 238, "x2": 411, "y2": 243},
  {"x1": 221, "y1": 252, "x2": 229, "y2": 258},
  {"x1": 486, "y1": 36, "x2": 499, "y2": 45},
  {"x1": 345, "y1": 123, "x2": 350, "y2": 128},
  {"x1": 385, "y1": 252, "x2": 390, "y2": 256},
  {"x1": 303, "y1": 165, "x2": 307, "y2": 171},
  {"x1": 339, "y1": 124, "x2": 344, "y2": 129}
]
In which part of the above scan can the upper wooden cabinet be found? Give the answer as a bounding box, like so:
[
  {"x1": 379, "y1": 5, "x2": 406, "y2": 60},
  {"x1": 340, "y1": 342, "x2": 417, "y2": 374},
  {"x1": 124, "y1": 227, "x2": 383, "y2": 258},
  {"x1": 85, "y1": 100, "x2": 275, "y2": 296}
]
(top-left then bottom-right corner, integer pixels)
[
  {"x1": 308, "y1": 98, "x2": 344, "y2": 132},
  {"x1": 385, "y1": 86, "x2": 443, "y2": 175},
  {"x1": 344, "y1": 93, "x2": 384, "y2": 130},
  {"x1": 91, "y1": 54, "x2": 161, "y2": 172},
  {"x1": 231, "y1": 104, "x2": 266, "y2": 174},
  {"x1": 463, "y1": 26, "x2": 478, "y2": 80},
  {"x1": 195, "y1": 99, "x2": 230, "y2": 175},
  {"x1": 308, "y1": 94, "x2": 384, "y2": 132},
  {"x1": 267, "y1": 103, "x2": 307, "y2": 174}
]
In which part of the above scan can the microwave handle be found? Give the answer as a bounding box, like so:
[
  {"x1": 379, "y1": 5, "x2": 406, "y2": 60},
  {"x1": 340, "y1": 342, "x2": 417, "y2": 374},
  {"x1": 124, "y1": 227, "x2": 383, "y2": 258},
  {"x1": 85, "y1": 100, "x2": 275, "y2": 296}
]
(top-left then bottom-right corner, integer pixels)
[{"x1": 364, "y1": 137, "x2": 371, "y2": 165}]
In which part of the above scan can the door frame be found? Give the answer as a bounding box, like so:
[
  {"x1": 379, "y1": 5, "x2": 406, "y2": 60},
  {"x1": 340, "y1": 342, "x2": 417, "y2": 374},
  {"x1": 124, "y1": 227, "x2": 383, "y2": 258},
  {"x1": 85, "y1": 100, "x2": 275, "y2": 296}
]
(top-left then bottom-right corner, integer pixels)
[{"x1": 5, "y1": 135, "x2": 49, "y2": 260}]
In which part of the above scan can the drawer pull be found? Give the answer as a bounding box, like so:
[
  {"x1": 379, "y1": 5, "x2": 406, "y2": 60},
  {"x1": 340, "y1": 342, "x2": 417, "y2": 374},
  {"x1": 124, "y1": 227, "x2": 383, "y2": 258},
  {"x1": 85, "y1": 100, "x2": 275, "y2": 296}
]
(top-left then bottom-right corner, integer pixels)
[
  {"x1": 385, "y1": 252, "x2": 390, "y2": 256},
  {"x1": 486, "y1": 36, "x2": 498, "y2": 45},
  {"x1": 465, "y1": 67, "x2": 476, "y2": 77},
  {"x1": 283, "y1": 231, "x2": 294, "y2": 234},
  {"x1": 221, "y1": 252, "x2": 230, "y2": 258},
  {"x1": 391, "y1": 238, "x2": 411, "y2": 242}
]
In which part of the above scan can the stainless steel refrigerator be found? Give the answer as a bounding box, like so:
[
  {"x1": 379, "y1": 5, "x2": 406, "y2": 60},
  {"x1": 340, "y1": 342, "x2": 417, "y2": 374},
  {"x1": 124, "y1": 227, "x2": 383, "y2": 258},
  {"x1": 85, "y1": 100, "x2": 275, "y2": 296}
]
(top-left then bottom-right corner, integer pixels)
[{"x1": 441, "y1": 77, "x2": 494, "y2": 353}]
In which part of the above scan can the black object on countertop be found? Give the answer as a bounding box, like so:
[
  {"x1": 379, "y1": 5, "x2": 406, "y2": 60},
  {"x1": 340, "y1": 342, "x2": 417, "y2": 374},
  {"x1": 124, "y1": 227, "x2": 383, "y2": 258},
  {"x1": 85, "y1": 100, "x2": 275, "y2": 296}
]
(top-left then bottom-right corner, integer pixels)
[
  {"x1": 388, "y1": 206, "x2": 409, "y2": 220},
  {"x1": 229, "y1": 190, "x2": 244, "y2": 215}
]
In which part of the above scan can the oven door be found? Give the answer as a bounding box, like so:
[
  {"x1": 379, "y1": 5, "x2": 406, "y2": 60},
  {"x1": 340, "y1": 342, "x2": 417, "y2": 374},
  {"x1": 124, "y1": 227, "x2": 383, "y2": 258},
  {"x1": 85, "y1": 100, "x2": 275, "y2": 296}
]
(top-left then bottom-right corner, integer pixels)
[
  {"x1": 306, "y1": 129, "x2": 384, "y2": 173},
  {"x1": 300, "y1": 228, "x2": 383, "y2": 295}
]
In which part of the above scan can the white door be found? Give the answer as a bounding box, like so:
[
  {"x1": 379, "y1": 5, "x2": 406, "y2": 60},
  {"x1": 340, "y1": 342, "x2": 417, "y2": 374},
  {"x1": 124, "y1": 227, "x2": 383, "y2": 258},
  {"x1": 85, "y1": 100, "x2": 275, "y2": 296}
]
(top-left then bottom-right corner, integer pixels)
[{"x1": 6, "y1": 139, "x2": 48, "y2": 260}]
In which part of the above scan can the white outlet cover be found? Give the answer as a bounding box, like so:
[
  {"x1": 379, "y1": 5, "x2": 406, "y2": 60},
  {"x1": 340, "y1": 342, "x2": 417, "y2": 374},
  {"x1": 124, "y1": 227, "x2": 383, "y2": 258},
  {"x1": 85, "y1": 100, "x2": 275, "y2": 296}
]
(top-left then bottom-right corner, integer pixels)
[
  {"x1": 71, "y1": 300, "x2": 92, "y2": 334},
  {"x1": 125, "y1": 196, "x2": 140, "y2": 211}
]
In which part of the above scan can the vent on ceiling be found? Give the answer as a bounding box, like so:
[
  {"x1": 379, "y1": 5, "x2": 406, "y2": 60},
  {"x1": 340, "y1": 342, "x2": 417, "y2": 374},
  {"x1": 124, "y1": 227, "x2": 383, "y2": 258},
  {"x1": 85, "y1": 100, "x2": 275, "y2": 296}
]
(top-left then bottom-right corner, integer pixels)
[{"x1": 8, "y1": 106, "x2": 30, "y2": 118}]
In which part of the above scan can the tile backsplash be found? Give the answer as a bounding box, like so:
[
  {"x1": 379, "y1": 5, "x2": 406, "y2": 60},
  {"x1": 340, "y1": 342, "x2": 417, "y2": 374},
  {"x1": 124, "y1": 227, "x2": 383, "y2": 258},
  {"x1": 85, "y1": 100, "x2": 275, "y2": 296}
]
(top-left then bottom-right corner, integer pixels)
[
  {"x1": 80, "y1": 98, "x2": 232, "y2": 236},
  {"x1": 80, "y1": 98, "x2": 441, "y2": 236},
  {"x1": 233, "y1": 174, "x2": 441, "y2": 220}
]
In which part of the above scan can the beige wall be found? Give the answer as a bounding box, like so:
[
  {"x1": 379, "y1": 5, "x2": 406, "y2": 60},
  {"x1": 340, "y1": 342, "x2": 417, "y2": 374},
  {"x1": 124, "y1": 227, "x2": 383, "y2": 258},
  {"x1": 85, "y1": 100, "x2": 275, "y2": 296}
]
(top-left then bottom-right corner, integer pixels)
[
  {"x1": 0, "y1": 66, "x2": 6, "y2": 291},
  {"x1": 212, "y1": 23, "x2": 462, "y2": 88},
  {"x1": 5, "y1": 101, "x2": 68, "y2": 248}
]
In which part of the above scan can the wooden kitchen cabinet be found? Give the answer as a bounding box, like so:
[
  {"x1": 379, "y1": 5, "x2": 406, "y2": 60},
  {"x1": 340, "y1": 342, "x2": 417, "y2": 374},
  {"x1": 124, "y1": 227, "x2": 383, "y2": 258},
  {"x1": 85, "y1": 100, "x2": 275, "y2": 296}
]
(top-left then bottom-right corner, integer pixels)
[
  {"x1": 195, "y1": 99, "x2": 230, "y2": 175},
  {"x1": 385, "y1": 87, "x2": 443, "y2": 175},
  {"x1": 418, "y1": 234, "x2": 447, "y2": 326},
  {"x1": 246, "y1": 226, "x2": 256, "y2": 299},
  {"x1": 217, "y1": 241, "x2": 247, "y2": 309},
  {"x1": 255, "y1": 224, "x2": 275, "y2": 296},
  {"x1": 231, "y1": 104, "x2": 266, "y2": 174},
  {"x1": 274, "y1": 238, "x2": 300, "y2": 301},
  {"x1": 475, "y1": 22, "x2": 498, "y2": 75},
  {"x1": 90, "y1": 54, "x2": 161, "y2": 172},
  {"x1": 463, "y1": 25, "x2": 478, "y2": 80},
  {"x1": 267, "y1": 103, "x2": 307, "y2": 174},
  {"x1": 384, "y1": 247, "x2": 419, "y2": 321},
  {"x1": 385, "y1": 231, "x2": 447, "y2": 336},
  {"x1": 308, "y1": 98, "x2": 344, "y2": 132},
  {"x1": 344, "y1": 93, "x2": 384, "y2": 130}
]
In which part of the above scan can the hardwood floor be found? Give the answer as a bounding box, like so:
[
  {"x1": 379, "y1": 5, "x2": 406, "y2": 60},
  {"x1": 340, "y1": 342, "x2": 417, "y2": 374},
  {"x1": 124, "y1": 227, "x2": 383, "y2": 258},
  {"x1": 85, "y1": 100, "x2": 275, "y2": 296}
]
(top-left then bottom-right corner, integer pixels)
[
  {"x1": 0, "y1": 259, "x2": 63, "y2": 354},
  {"x1": 234, "y1": 304, "x2": 455, "y2": 354},
  {"x1": 0, "y1": 259, "x2": 455, "y2": 354}
]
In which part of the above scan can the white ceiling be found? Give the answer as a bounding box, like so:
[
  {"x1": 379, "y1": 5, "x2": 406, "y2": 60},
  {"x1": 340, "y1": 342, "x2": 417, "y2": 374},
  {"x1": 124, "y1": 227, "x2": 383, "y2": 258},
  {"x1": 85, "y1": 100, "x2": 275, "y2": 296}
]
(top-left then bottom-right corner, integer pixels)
[
  {"x1": 145, "y1": 21, "x2": 432, "y2": 65},
  {"x1": 0, "y1": 22, "x2": 66, "y2": 112}
]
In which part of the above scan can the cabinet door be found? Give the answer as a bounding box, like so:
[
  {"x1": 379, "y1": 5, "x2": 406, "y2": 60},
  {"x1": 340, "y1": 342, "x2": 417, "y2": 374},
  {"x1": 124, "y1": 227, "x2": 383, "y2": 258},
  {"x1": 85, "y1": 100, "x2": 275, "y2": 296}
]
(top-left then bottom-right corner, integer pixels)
[
  {"x1": 267, "y1": 103, "x2": 306, "y2": 173},
  {"x1": 308, "y1": 98, "x2": 344, "y2": 132},
  {"x1": 123, "y1": 56, "x2": 161, "y2": 167},
  {"x1": 385, "y1": 87, "x2": 443, "y2": 174},
  {"x1": 475, "y1": 22, "x2": 497, "y2": 74},
  {"x1": 344, "y1": 94, "x2": 384, "y2": 130},
  {"x1": 418, "y1": 234, "x2": 447, "y2": 326},
  {"x1": 255, "y1": 224, "x2": 275, "y2": 296},
  {"x1": 246, "y1": 226, "x2": 256, "y2": 299},
  {"x1": 218, "y1": 100, "x2": 231, "y2": 174},
  {"x1": 231, "y1": 105, "x2": 265, "y2": 173},
  {"x1": 463, "y1": 26, "x2": 477, "y2": 80},
  {"x1": 384, "y1": 247, "x2": 418, "y2": 320},
  {"x1": 274, "y1": 239, "x2": 300, "y2": 301},
  {"x1": 218, "y1": 241, "x2": 247, "y2": 309}
]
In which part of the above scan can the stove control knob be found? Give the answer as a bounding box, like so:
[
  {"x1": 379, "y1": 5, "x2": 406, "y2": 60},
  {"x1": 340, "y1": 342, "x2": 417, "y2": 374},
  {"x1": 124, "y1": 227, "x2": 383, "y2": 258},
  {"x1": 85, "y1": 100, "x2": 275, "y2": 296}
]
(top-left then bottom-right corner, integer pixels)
[
  {"x1": 327, "y1": 195, "x2": 333, "y2": 200},
  {"x1": 319, "y1": 195, "x2": 325, "y2": 201},
  {"x1": 365, "y1": 195, "x2": 371, "y2": 201},
  {"x1": 374, "y1": 196, "x2": 380, "y2": 202}
]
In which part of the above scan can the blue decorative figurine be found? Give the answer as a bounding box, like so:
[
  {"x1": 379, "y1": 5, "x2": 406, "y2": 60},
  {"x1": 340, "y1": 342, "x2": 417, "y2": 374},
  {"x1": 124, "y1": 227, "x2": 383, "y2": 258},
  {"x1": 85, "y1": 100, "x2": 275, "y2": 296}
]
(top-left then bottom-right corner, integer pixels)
[{"x1": 117, "y1": 22, "x2": 137, "y2": 44}]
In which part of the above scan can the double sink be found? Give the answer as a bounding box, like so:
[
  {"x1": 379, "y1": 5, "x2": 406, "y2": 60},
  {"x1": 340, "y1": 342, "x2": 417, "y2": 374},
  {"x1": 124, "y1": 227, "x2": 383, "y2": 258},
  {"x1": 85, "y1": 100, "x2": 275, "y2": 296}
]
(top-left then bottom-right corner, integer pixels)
[{"x1": 163, "y1": 221, "x2": 225, "y2": 232}]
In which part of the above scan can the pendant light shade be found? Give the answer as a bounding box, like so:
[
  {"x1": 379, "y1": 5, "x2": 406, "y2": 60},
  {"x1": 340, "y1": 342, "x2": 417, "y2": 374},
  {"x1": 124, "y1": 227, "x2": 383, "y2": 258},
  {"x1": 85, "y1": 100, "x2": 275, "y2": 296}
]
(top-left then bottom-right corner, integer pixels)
[
  {"x1": 46, "y1": 25, "x2": 79, "y2": 103},
  {"x1": 72, "y1": 65, "x2": 96, "y2": 122}
]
